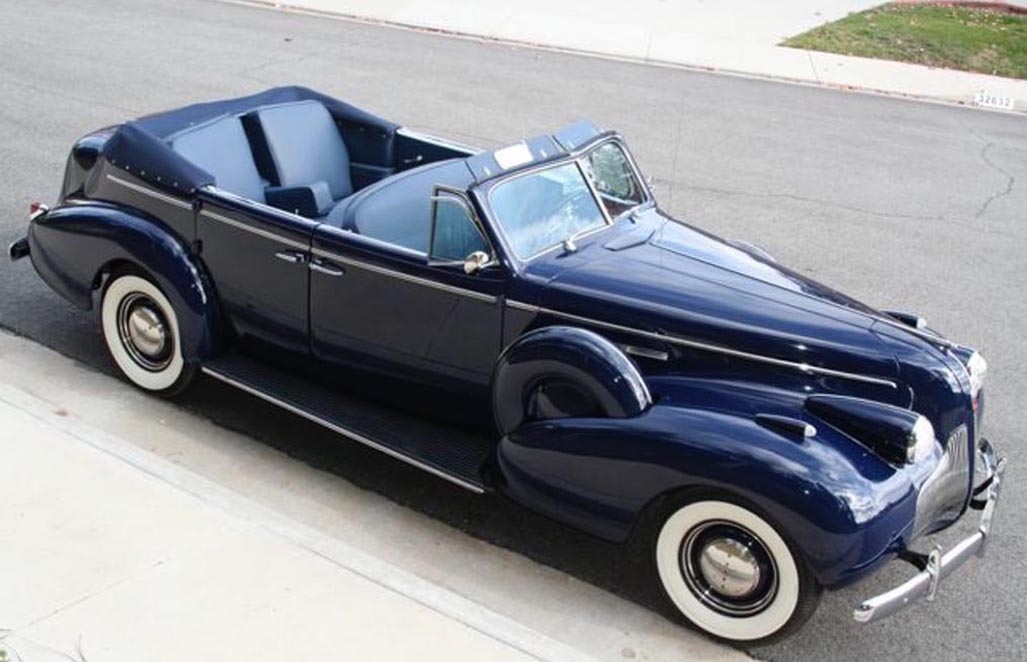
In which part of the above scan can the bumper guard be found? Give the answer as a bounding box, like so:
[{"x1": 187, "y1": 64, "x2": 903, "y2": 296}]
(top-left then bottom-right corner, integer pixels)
[
  {"x1": 8, "y1": 236, "x2": 29, "y2": 261},
  {"x1": 9, "y1": 203, "x2": 46, "y2": 262},
  {"x1": 853, "y1": 438, "x2": 1005, "y2": 623}
]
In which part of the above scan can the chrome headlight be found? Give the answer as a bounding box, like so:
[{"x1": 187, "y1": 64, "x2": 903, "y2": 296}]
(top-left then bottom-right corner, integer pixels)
[
  {"x1": 966, "y1": 351, "x2": 987, "y2": 401},
  {"x1": 805, "y1": 395, "x2": 937, "y2": 465},
  {"x1": 906, "y1": 415, "x2": 936, "y2": 463},
  {"x1": 951, "y1": 347, "x2": 987, "y2": 402}
]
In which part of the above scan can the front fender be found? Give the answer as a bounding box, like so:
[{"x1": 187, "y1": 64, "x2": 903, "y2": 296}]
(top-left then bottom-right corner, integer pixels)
[
  {"x1": 28, "y1": 201, "x2": 218, "y2": 361},
  {"x1": 497, "y1": 391, "x2": 919, "y2": 588}
]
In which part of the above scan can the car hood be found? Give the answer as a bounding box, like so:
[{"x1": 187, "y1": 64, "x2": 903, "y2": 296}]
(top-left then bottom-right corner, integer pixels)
[{"x1": 533, "y1": 213, "x2": 903, "y2": 385}]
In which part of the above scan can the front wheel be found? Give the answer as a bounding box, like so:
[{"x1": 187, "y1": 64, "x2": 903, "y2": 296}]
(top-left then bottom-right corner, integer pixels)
[
  {"x1": 653, "y1": 497, "x2": 820, "y2": 644},
  {"x1": 101, "y1": 270, "x2": 196, "y2": 396}
]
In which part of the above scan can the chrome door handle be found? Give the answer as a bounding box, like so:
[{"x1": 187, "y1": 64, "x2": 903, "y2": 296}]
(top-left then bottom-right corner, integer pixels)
[
  {"x1": 310, "y1": 258, "x2": 344, "y2": 276},
  {"x1": 274, "y1": 250, "x2": 306, "y2": 264}
]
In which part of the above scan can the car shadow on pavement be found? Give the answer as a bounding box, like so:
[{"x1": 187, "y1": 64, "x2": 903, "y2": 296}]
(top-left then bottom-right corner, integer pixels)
[{"x1": 174, "y1": 374, "x2": 693, "y2": 634}]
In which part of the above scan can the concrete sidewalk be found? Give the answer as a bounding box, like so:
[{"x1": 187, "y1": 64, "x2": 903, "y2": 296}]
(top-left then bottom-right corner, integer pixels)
[
  {"x1": 0, "y1": 395, "x2": 586, "y2": 662},
  {"x1": 0, "y1": 364, "x2": 589, "y2": 660},
  {"x1": 230, "y1": 0, "x2": 1027, "y2": 111},
  {"x1": 0, "y1": 330, "x2": 744, "y2": 662}
]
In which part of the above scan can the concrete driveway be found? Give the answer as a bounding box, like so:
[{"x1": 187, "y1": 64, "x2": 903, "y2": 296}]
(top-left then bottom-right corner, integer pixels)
[{"x1": 0, "y1": 1, "x2": 1024, "y2": 660}]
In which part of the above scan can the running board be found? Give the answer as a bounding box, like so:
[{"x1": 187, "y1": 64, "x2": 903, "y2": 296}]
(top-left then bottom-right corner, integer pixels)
[{"x1": 201, "y1": 354, "x2": 493, "y2": 493}]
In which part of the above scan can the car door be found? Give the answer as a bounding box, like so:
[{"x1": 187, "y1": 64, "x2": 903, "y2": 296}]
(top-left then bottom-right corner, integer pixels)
[
  {"x1": 196, "y1": 188, "x2": 317, "y2": 353},
  {"x1": 309, "y1": 188, "x2": 505, "y2": 387}
]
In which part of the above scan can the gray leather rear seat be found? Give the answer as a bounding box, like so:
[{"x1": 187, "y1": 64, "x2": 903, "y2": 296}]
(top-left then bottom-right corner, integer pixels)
[
  {"x1": 252, "y1": 100, "x2": 353, "y2": 222},
  {"x1": 168, "y1": 115, "x2": 266, "y2": 202}
]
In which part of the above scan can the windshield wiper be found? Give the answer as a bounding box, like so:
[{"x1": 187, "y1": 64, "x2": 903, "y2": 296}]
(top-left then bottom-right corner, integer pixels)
[{"x1": 562, "y1": 224, "x2": 600, "y2": 254}]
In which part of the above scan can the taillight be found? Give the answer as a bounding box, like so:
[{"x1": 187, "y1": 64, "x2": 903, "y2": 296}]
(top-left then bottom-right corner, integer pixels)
[{"x1": 29, "y1": 202, "x2": 49, "y2": 220}]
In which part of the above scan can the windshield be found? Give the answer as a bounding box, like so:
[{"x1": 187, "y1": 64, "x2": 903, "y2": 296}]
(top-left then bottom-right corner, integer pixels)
[
  {"x1": 488, "y1": 141, "x2": 645, "y2": 260},
  {"x1": 489, "y1": 162, "x2": 605, "y2": 259}
]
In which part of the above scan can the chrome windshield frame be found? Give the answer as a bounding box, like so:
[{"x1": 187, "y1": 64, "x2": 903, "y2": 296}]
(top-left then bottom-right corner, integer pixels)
[{"x1": 476, "y1": 135, "x2": 652, "y2": 265}]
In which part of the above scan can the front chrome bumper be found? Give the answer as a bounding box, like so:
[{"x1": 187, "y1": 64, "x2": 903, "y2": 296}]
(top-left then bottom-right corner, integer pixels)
[{"x1": 853, "y1": 438, "x2": 1005, "y2": 623}]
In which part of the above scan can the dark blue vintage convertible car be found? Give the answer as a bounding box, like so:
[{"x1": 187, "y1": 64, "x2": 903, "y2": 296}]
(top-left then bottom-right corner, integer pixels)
[{"x1": 9, "y1": 87, "x2": 1004, "y2": 643}]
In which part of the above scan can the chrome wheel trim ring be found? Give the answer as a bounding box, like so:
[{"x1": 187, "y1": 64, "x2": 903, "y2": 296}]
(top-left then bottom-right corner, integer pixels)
[
  {"x1": 680, "y1": 520, "x2": 779, "y2": 617},
  {"x1": 116, "y1": 292, "x2": 173, "y2": 372}
]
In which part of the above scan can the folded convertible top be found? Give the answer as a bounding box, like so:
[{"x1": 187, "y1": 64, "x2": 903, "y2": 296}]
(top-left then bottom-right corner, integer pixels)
[
  {"x1": 99, "y1": 85, "x2": 603, "y2": 195},
  {"x1": 101, "y1": 86, "x2": 398, "y2": 194}
]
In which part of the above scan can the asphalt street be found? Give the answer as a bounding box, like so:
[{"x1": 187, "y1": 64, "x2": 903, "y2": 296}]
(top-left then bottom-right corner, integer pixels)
[{"x1": 1, "y1": 1, "x2": 1025, "y2": 659}]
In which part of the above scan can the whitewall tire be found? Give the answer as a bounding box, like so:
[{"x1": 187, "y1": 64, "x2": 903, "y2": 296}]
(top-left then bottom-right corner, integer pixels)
[
  {"x1": 101, "y1": 271, "x2": 196, "y2": 395},
  {"x1": 654, "y1": 498, "x2": 818, "y2": 643}
]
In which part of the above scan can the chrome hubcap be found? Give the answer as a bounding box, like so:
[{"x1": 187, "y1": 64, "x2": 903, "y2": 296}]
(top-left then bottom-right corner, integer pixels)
[
  {"x1": 698, "y1": 538, "x2": 762, "y2": 598},
  {"x1": 680, "y1": 521, "x2": 778, "y2": 616},
  {"x1": 117, "y1": 292, "x2": 173, "y2": 371},
  {"x1": 128, "y1": 306, "x2": 166, "y2": 357}
]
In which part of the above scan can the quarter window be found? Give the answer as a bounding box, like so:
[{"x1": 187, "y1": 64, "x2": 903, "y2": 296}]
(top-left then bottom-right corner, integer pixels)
[{"x1": 430, "y1": 194, "x2": 490, "y2": 262}]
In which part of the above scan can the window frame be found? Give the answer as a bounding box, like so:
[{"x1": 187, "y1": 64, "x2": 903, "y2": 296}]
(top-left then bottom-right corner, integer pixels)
[{"x1": 427, "y1": 184, "x2": 496, "y2": 268}]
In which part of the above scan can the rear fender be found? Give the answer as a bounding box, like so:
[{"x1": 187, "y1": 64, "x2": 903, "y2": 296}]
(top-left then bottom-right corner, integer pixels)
[
  {"x1": 28, "y1": 201, "x2": 218, "y2": 361},
  {"x1": 497, "y1": 396, "x2": 918, "y2": 588}
]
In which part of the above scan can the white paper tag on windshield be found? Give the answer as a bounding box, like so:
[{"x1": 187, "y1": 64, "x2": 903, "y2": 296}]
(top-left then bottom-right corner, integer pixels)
[{"x1": 494, "y1": 142, "x2": 533, "y2": 170}]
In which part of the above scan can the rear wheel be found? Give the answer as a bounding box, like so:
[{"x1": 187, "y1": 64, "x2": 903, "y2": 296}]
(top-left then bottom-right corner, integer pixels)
[
  {"x1": 100, "y1": 270, "x2": 196, "y2": 396},
  {"x1": 653, "y1": 497, "x2": 820, "y2": 644}
]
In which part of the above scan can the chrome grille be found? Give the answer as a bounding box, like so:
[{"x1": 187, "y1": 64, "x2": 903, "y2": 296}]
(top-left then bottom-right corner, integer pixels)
[
  {"x1": 973, "y1": 389, "x2": 985, "y2": 444},
  {"x1": 948, "y1": 424, "x2": 970, "y2": 486},
  {"x1": 913, "y1": 424, "x2": 971, "y2": 538}
]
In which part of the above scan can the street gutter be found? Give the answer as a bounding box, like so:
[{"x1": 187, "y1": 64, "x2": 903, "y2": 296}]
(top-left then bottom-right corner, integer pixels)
[{"x1": 219, "y1": 0, "x2": 1027, "y2": 116}]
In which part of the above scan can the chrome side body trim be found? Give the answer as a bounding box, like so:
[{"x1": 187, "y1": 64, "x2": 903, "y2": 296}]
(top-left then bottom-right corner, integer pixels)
[
  {"x1": 311, "y1": 247, "x2": 497, "y2": 303},
  {"x1": 317, "y1": 224, "x2": 428, "y2": 261},
  {"x1": 877, "y1": 314, "x2": 960, "y2": 350},
  {"x1": 506, "y1": 299, "x2": 540, "y2": 313},
  {"x1": 621, "y1": 344, "x2": 669, "y2": 362},
  {"x1": 107, "y1": 173, "x2": 192, "y2": 210},
  {"x1": 506, "y1": 300, "x2": 898, "y2": 388},
  {"x1": 199, "y1": 209, "x2": 309, "y2": 251},
  {"x1": 201, "y1": 366, "x2": 485, "y2": 494},
  {"x1": 396, "y1": 127, "x2": 481, "y2": 155}
]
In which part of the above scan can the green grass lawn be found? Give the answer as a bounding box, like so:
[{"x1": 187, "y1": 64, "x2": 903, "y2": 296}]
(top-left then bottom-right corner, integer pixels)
[{"x1": 784, "y1": 4, "x2": 1027, "y2": 80}]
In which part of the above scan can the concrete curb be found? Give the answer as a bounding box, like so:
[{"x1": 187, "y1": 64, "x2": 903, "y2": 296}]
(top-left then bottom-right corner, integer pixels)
[
  {"x1": 219, "y1": 0, "x2": 1026, "y2": 116},
  {"x1": 0, "y1": 378, "x2": 598, "y2": 662},
  {"x1": 220, "y1": 0, "x2": 1022, "y2": 114}
]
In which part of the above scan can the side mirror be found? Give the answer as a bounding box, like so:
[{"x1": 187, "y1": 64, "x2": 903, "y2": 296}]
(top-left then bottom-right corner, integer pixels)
[{"x1": 464, "y1": 250, "x2": 491, "y2": 275}]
